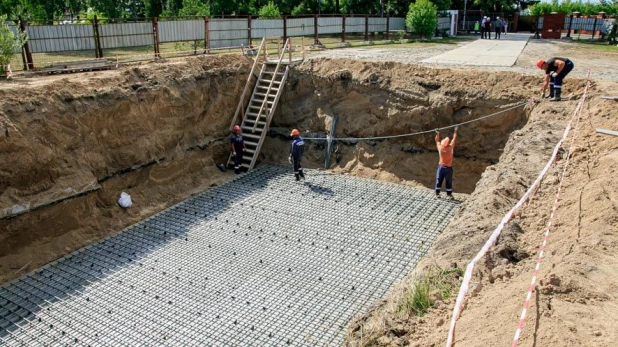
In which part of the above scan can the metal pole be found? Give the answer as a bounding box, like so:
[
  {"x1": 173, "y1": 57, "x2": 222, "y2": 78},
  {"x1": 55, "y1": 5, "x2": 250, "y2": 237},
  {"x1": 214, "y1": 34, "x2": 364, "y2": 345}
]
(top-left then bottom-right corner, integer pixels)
[
  {"x1": 314, "y1": 14, "x2": 319, "y2": 45},
  {"x1": 152, "y1": 17, "x2": 160, "y2": 58},
  {"x1": 94, "y1": 15, "x2": 103, "y2": 58},
  {"x1": 342, "y1": 15, "x2": 346, "y2": 42},
  {"x1": 386, "y1": 16, "x2": 389, "y2": 40},
  {"x1": 566, "y1": 14, "x2": 573, "y2": 38},
  {"x1": 283, "y1": 16, "x2": 287, "y2": 43},
  {"x1": 248, "y1": 15, "x2": 252, "y2": 46},
  {"x1": 204, "y1": 17, "x2": 210, "y2": 54},
  {"x1": 364, "y1": 15, "x2": 369, "y2": 42},
  {"x1": 463, "y1": 0, "x2": 467, "y2": 32},
  {"x1": 19, "y1": 17, "x2": 34, "y2": 70}
]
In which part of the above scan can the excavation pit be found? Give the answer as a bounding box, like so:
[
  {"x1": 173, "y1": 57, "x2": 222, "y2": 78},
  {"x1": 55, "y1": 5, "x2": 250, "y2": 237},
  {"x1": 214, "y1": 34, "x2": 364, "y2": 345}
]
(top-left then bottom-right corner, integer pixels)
[
  {"x1": 0, "y1": 56, "x2": 544, "y2": 346},
  {"x1": 0, "y1": 165, "x2": 458, "y2": 346}
]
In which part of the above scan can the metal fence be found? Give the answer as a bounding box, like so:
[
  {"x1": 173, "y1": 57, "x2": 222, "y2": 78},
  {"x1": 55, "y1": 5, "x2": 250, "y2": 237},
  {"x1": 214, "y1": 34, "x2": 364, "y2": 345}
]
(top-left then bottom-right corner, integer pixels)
[
  {"x1": 7, "y1": 15, "x2": 437, "y2": 72},
  {"x1": 563, "y1": 16, "x2": 613, "y2": 34}
]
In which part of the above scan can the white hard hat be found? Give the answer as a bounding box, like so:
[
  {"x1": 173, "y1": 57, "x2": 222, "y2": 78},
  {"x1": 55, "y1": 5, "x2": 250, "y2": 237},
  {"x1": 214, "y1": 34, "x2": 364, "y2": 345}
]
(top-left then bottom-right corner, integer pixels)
[{"x1": 497, "y1": 16, "x2": 500, "y2": 19}]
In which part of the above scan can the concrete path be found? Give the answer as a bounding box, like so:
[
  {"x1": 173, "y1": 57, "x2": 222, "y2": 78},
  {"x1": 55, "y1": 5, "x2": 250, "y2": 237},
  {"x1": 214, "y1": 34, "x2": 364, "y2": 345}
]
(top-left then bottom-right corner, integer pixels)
[{"x1": 422, "y1": 33, "x2": 531, "y2": 67}]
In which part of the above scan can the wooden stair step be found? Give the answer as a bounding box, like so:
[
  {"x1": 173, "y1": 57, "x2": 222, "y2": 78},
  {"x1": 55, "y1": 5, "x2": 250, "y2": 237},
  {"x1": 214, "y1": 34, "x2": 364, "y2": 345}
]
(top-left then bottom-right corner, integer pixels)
[
  {"x1": 245, "y1": 111, "x2": 267, "y2": 118},
  {"x1": 256, "y1": 85, "x2": 279, "y2": 91},
  {"x1": 257, "y1": 79, "x2": 281, "y2": 85},
  {"x1": 240, "y1": 132, "x2": 262, "y2": 139},
  {"x1": 254, "y1": 92, "x2": 276, "y2": 98},
  {"x1": 244, "y1": 119, "x2": 267, "y2": 126}
]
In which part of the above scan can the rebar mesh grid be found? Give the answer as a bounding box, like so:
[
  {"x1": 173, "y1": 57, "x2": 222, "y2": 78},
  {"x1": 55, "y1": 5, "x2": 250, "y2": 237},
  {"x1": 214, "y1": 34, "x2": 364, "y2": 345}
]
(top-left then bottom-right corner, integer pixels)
[{"x1": 0, "y1": 165, "x2": 458, "y2": 346}]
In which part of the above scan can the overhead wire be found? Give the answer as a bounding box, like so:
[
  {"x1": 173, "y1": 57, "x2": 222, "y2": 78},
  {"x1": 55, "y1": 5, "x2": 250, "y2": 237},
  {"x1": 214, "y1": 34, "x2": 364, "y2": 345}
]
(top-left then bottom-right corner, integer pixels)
[{"x1": 301, "y1": 101, "x2": 532, "y2": 141}]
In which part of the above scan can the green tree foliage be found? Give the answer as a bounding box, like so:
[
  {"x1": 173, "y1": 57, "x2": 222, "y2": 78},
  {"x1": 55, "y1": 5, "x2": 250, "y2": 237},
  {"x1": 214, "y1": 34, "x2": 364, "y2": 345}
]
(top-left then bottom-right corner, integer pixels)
[
  {"x1": 432, "y1": 0, "x2": 452, "y2": 11},
  {"x1": 528, "y1": 0, "x2": 618, "y2": 15},
  {"x1": 258, "y1": 1, "x2": 282, "y2": 18},
  {"x1": 0, "y1": 15, "x2": 27, "y2": 73},
  {"x1": 406, "y1": 0, "x2": 438, "y2": 39},
  {"x1": 178, "y1": 0, "x2": 210, "y2": 16}
]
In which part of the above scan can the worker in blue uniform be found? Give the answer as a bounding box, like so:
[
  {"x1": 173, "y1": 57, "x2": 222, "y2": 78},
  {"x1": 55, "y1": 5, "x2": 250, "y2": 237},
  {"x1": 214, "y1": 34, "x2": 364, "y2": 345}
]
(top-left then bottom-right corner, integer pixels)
[
  {"x1": 230, "y1": 125, "x2": 245, "y2": 174},
  {"x1": 289, "y1": 129, "x2": 305, "y2": 181}
]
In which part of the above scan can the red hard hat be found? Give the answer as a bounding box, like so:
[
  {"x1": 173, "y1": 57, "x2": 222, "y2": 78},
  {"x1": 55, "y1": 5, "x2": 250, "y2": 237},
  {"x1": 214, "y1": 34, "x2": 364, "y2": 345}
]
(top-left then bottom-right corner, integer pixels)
[
  {"x1": 290, "y1": 129, "x2": 300, "y2": 136},
  {"x1": 536, "y1": 59, "x2": 545, "y2": 69},
  {"x1": 233, "y1": 125, "x2": 241, "y2": 132}
]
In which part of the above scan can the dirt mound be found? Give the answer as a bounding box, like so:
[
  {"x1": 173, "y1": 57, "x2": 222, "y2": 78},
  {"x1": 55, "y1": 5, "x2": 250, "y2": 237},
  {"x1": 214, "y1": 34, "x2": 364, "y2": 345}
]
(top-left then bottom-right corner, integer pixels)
[{"x1": 343, "y1": 77, "x2": 618, "y2": 346}]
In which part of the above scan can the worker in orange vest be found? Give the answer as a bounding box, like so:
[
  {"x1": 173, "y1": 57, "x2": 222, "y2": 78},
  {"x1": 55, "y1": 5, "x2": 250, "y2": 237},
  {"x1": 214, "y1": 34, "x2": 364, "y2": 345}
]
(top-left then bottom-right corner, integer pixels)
[{"x1": 435, "y1": 127, "x2": 458, "y2": 200}]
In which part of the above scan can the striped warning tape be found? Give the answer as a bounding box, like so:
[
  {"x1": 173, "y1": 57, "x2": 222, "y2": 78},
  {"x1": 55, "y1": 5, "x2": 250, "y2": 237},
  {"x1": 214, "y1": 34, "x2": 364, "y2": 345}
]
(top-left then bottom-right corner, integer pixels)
[
  {"x1": 445, "y1": 71, "x2": 591, "y2": 347},
  {"x1": 511, "y1": 75, "x2": 591, "y2": 347}
]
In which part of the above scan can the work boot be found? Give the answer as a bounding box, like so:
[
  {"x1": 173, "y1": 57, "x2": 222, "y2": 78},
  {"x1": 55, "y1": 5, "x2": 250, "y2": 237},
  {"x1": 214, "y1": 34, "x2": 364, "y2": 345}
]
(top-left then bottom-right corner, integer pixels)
[
  {"x1": 295, "y1": 174, "x2": 300, "y2": 181},
  {"x1": 299, "y1": 170, "x2": 305, "y2": 179},
  {"x1": 549, "y1": 89, "x2": 561, "y2": 102}
]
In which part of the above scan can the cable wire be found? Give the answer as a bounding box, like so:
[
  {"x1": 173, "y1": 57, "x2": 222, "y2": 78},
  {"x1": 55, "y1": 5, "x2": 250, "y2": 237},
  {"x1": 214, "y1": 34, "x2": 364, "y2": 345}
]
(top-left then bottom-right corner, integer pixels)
[{"x1": 302, "y1": 101, "x2": 530, "y2": 141}]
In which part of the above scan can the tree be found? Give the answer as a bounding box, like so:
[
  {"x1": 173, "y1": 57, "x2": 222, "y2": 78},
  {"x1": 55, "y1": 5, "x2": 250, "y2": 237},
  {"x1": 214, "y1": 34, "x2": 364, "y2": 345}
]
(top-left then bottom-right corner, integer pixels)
[
  {"x1": 0, "y1": 15, "x2": 27, "y2": 75},
  {"x1": 178, "y1": 0, "x2": 210, "y2": 16},
  {"x1": 406, "y1": 0, "x2": 438, "y2": 39},
  {"x1": 258, "y1": 1, "x2": 281, "y2": 18}
]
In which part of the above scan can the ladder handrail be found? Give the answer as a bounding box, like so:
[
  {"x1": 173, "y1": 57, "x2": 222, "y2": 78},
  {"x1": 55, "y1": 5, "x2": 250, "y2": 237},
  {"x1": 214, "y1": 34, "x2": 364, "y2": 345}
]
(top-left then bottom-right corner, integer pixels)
[
  {"x1": 252, "y1": 38, "x2": 290, "y2": 133},
  {"x1": 230, "y1": 37, "x2": 265, "y2": 130},
  {"x1": 248, "y1": 65, "x2": 290, "y2": 171}
]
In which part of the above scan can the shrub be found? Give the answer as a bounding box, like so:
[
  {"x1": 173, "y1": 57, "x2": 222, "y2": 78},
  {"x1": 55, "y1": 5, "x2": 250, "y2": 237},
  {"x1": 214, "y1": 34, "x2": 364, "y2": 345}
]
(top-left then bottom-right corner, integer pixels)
[
  {"x1": 258, "y1": 1, "x2": 282, "y2": 19},
  {"x1": 406, "y1": 0, "x2": 439, "y2": 40},
  {"x1": 0, "y1": 15, "x2": 27, "y2": 75}
]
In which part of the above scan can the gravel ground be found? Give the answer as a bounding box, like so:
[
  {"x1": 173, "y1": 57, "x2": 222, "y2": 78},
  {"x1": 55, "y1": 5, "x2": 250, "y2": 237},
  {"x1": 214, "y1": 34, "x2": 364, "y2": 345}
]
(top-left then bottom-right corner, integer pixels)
[{"x1": 307, "y1": 34, "x2": 618, "y2": 83}]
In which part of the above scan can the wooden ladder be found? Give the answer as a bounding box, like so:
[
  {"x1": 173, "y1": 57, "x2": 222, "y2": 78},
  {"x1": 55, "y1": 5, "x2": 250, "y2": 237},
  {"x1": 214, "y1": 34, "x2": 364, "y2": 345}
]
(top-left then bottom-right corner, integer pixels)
[{"x1": 228, "y1": 38, "x2": 291, "y2": 172}]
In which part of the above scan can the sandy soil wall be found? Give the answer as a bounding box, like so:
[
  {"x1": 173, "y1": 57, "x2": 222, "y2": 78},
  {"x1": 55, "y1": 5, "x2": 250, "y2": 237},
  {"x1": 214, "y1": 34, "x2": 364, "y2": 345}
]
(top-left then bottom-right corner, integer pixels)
[
  {"x1": 262, "y1": 59, "x2": 536, "y2": 193},
  {"x1": 0, "y1": 56, "x2": 252, "y2": 283}
]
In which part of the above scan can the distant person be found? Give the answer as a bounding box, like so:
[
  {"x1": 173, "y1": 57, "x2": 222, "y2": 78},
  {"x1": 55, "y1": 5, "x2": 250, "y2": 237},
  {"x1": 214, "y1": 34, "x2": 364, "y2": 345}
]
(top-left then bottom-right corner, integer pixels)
[
  {"x1": 502, "y1": 18, "x2": 508, "y2": 35},
  {"x1": 289, "y1": 129, "x2": 305, "y2": 181},
  {"x1": 536, "y1": 57, "x2": 575, "y2": 101},
  {"x1": 484, "y1": 17, "x2": 492, "y2": 39},
  {"x1": 230, "y1": 125, "x2": 246, "y2": 174},
  {"x1": 494, "y1": 17, "x2": 503, "y2": 39},
  {"x1": 474, "y1": 21, "x2": 480, "y2": 35},
  {"x1": 480, "y1": 17, "x2": 487, "y2": 39},
  {"x1": 434, "y1": 127, "x2": 458, "y2": 200}
]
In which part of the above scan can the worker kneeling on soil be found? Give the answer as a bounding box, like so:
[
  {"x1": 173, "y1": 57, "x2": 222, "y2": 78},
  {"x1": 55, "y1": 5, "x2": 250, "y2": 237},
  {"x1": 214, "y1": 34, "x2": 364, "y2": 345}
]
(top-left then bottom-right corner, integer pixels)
[
  {"x1": 289, "y1": 129, "x2": 305, "y2": 181},
  {"x1": 230, "y1": 125, "x2": 246, "y2": 174},
  {"x1": 435, "y1": 127, "x2": 458, "y2": 200},
  {"x1": 537, "y1": 57, "x2": 574, "y2": 102}
]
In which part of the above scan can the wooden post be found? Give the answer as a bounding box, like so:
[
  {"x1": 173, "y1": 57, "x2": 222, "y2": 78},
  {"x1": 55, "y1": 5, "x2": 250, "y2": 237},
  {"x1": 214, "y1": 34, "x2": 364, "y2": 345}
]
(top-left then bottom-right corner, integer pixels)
[
  {"x1": 152, "y1": 17, "x2": 160, "y2": 58},
  {"x1": 314, "y1": 14, "x2": 319, "y2": 45},
  {"x1": 18, "y1": 17, "x2": 34, "y2": 70},
  {"x1": 364, "y1": 15, "x2": 369, "y2": 41},
  {"x1": 342, "y1": 15, "x2": 346, "y2": 42},
  {"x1": 288, "y1": 38, "x2": 292, "y2": 63},
  {"x1": 204, "y1": 17, "x2": 210, "y2": 54},
  {"x1": 566, "y1": 14, "x2": 573, "y2": 38},
  {"x1": 283, "y1": 16, "x2": 287, "y2": 43},
  {"x1": 248, "y1": 16, "x2": 252, "y2": 47},
  {"x1": 386, "y1": 16, "x2": 390, "y2": 40},
  {"x1": 93, "y1": 15, "x2": 103, "y2": 58}
]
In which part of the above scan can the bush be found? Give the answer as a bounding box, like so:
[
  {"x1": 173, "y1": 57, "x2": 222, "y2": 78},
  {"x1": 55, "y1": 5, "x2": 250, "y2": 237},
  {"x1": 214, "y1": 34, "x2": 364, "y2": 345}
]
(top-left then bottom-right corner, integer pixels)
[
  {"x1": 178, "y1": 0, "x2": 210, "y2": 16},
  {"x1": 406, "y1": 0, "x2": 439, "y2": 40},
  {"x1": 258, "y1": 1, "x2": 282, "y2": 19},
  {"x1": 0, "y1": 15, "x2": 27, "y2": 75}
]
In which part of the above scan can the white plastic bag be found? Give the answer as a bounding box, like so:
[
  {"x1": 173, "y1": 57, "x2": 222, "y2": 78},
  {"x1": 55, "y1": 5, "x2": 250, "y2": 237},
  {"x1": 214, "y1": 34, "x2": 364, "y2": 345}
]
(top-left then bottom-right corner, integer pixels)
[{"x1": 118, "y1": 192, "x2": 133, "y2": 208}]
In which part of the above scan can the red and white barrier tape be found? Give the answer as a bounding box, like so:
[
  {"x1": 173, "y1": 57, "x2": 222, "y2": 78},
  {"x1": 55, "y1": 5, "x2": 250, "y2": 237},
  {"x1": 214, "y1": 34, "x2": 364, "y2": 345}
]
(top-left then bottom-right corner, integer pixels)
[
  {"x1": 511, "y1": 77, "x2": 590, "y2": 347},
  {"x1": 445, "y1": 73, "x2": 591, "y2": 347}
]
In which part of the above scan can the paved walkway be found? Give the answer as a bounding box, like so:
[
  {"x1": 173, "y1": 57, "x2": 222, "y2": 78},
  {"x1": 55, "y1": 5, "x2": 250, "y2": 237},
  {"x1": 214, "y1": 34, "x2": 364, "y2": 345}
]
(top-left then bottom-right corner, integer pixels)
[{"x1": 422, "y1": 33, "x2": 531, "y2": 67}]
